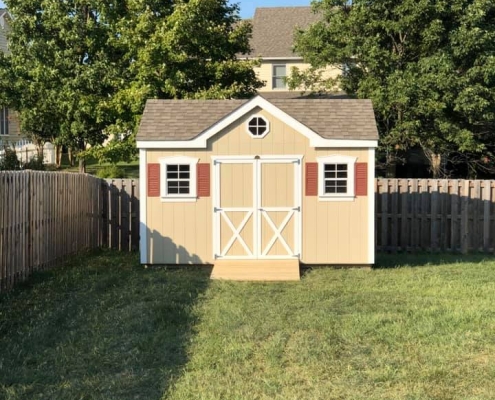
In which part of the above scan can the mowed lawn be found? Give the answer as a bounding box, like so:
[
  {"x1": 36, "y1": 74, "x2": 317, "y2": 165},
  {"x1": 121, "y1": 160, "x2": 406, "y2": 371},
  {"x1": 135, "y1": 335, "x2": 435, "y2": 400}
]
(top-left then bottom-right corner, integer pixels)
[{"x1": 2, "y1": 252, "x2": 495, "y2": 399}]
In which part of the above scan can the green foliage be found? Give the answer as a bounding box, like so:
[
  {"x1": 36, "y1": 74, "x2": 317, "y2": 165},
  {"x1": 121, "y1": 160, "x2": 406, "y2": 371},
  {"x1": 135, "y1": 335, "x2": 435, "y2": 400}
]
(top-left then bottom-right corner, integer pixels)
[
  {"x1": 23, "y1": 154, "x2": 45, "y2": 171},
  {"x1": 95, "y1": 165, "x2": 126, "y2": 179},
  {"x1": 0, "y1": 147, "x2": 21, "y2": 171},
  {"x1": 2, "y1": 251, "x2": 495, "y2": 398},
  {"x1": 290, "y1": 0, "x2": 495, "y2": 177},
  {"x1": 0, "y1": 0, "x2": 262, "y2": 170},
  {"x1": 80, "y1": 133, "x2": 138, "y2": 165}
]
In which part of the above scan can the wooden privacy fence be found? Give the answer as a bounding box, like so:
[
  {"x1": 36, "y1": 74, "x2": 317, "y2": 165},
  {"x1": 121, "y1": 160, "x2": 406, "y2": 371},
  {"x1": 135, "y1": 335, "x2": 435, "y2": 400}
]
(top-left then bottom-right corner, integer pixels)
[
  {"x1": 0, "y1": 172, "x2": 139, "y2": 293},
  {"x1": 376, "y1": 179, "x2": 495, "y2": 253},
  {"x1": 3, "y1": 174, "x2": 495, "y2": 292}
]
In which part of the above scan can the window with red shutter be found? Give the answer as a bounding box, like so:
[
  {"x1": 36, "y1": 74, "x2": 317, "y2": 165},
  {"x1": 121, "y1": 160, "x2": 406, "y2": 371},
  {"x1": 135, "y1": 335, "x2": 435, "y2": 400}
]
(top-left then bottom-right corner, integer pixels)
[{"x1": 157, "y1": 156, "x2": 199, "y2": 201}]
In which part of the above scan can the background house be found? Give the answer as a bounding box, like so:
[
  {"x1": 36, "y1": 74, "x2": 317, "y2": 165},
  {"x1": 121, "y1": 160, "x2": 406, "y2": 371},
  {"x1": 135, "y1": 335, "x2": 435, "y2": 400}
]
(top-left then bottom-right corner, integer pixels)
[
  {"x1": 0, "y1": 9, "x2": 22, "y2": 144},
  {"x1": 240, "y1": 7, "x2": 341, "y2": 94},
  {"x1": 0, "y1": 9, "x2": 55, "y2": 164}
]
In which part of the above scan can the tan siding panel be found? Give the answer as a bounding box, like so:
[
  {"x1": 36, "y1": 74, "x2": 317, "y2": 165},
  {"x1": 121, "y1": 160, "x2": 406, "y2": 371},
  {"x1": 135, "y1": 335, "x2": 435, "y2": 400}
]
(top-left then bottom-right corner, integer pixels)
[{"x1": 146, "y1": 107, "x2": 370, "y2": 265}]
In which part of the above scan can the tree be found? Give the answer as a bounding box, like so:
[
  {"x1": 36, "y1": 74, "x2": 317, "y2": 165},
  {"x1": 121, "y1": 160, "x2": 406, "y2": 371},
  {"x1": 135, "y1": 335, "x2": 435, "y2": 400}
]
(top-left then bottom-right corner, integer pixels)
[
  {"x1": 289, "y1": 0, "x2": 495, "y2": 178},
  {"x1": 1, "y1": 0, "x2": 261, "y2": 173}
]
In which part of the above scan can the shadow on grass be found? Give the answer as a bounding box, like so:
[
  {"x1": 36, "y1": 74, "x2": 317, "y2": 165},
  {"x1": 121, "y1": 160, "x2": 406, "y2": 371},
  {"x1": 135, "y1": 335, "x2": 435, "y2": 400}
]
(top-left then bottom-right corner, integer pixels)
[
  {"x1": 375, "y1": 252, "x2": 495, "y2": 269},
  {"x1": 0, "y1": 249, "x2": 211, "y2": 400}
]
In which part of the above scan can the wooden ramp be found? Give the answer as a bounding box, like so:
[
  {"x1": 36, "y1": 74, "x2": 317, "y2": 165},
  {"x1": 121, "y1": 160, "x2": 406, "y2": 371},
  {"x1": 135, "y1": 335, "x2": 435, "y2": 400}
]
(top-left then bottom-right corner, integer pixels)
[{"x1": 211, "y1": 259, "x2": 300, "y2": 281}]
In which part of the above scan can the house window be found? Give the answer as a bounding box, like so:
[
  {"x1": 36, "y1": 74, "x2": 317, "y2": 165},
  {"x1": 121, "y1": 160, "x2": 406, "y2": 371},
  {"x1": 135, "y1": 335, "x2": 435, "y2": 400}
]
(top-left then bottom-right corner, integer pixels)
[
  {"x1": 166, "y1": 164, "x2": 190, "y2": 195},
  {"x1": 0, "y1": 108, "x2": 8, "y2": 135},
  {"x1": 317, "y1": 155, "x2": 357, "y2": 201},
  {"x1": 324, "y1": 164, "x2": 348, "y2": 194},
  {"x1": 246, "y1": 115, "x2": 270, "y2": 139},
  {"x1": 159, "y1": 156, "x2": 199, "y2": 202},
  {"x1": 272, "y1": 65, "x2": 287, "y2": 90}
]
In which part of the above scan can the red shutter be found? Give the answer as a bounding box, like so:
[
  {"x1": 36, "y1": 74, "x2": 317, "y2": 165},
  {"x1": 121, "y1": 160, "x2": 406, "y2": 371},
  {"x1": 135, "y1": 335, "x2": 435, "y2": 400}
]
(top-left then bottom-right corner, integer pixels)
[
  {"x1": 355, "y1": 162, "x2": 368, "y2": 196},
  {"x1": 306, "y1": 162, "x2": 318, "y2": 196},
  {"x1": 197, "y1": 163, "x2": 210, "y2": 197},
  {"x1": 148, "y1": 163, "x2": 160, "y2": 197}
]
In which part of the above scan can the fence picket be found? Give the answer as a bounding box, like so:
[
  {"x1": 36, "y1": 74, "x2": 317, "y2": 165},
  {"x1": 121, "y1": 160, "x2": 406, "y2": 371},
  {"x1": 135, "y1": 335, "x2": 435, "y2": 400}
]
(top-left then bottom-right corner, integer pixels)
[{"x1": 3, "y1": 174, "x2": 495, "y2": 293}]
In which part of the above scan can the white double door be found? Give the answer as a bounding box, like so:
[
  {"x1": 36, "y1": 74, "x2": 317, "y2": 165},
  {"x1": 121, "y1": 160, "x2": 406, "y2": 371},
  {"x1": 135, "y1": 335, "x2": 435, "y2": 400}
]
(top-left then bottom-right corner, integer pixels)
[{"x1": 213, "y1": 156, "x2": 302, "y2": 260}]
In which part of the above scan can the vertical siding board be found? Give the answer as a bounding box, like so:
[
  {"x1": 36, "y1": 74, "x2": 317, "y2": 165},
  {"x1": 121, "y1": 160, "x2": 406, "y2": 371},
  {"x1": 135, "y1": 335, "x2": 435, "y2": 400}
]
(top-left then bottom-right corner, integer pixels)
[
  {"x1": 380, "y1": 179, "x2": 388, "y2": 252},
  {"x1": 483, "y1": 181, "x2": 491, "y2": 252},
  {"x1": 473, "y1": 180, "x2": 481, "y2": 251},
  {"x1": 430, "y1": 180, "x2": 439, "y2": 252},
  {"x1": 399, "y1": 179, "x2": 409, "y2": 251},
  {"x1": 460, "y1": 180, "x2": 470, "y2": 254},
  {"x1": 390, "y1": 179, "x2": 399, "y2": 253},
  {"x1": 440, "y1": 180, "x2": 449, "y2": 252},
  {"x1": 410, "y1": 179, "x2": 419, "y2": 252}
]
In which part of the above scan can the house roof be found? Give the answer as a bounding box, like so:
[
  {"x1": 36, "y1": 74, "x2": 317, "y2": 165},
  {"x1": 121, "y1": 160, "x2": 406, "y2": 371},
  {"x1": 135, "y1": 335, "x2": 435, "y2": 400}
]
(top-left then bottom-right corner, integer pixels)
[
  {"x1": 137, "y1": 96, "x2": 379, "y2": 143},
  {"x1": 240, "y1": 7, "x2": 321, "y2": 59}
]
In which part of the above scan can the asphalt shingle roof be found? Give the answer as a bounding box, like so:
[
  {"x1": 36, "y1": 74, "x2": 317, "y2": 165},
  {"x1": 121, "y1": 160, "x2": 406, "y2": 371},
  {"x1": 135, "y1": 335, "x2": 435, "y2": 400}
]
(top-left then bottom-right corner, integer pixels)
[
  {"x1": 137, "y1": 97, "x2": 379, "y2": 142},
  {"x1": 240, "y1": 7, "x2": 321, "y2": 58}
]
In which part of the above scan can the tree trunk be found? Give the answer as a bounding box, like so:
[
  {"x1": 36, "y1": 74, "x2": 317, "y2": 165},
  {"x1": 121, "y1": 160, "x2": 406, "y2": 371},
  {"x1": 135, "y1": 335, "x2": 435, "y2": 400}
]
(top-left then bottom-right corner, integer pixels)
[
  {"x1": 430, "y1": 153, "x2": 442, "y2": 178},
  {"x1": 68, "y1": 148, "x2": 75, "y2": 166},
  {"x1": 78, "y1": 139, "x2": 86, "y2": 173},
  {"x1": 55, "y1": 145, "x2": 62, "y2": 168},
  {"x1": 385, "y1": 152, "x2": 396, "y2": 178},
  {"x1": 423, "y1": 148, "x2": 443, "y2": 178},
  {"x1": 79, "y1": 158, "x2": 86, "y2": 173}
]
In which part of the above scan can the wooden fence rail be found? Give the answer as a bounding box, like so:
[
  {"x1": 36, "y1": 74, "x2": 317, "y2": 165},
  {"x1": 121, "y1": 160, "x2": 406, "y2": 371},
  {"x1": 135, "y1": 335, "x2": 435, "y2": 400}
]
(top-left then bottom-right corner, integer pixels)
[
  {"x1": 376, "y1": 179, "x2": 495, "y2": 253},
  {"x1": 0, "y1": 172, "x2": 139, "y2": 293},
  {"x1": 2, "y1": 174, "x2": 495, "y2": 292}
]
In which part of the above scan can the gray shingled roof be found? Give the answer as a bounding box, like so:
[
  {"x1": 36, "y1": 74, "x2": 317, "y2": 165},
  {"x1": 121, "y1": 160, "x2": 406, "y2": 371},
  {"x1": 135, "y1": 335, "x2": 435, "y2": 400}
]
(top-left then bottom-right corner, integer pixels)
[
  {"x1": 240, "y1": 7, "x2": 321, "y2": 59},
  {"x1": 137, "y1": 97, "x2": 378, "y2": 142}
]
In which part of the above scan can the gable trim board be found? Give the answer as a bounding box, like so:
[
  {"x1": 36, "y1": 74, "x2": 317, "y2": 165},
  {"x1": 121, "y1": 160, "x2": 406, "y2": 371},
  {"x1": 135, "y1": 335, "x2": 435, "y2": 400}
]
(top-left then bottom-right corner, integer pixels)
[{"x1": 139, "y1": 95, "x2": 377, "y2": 268}]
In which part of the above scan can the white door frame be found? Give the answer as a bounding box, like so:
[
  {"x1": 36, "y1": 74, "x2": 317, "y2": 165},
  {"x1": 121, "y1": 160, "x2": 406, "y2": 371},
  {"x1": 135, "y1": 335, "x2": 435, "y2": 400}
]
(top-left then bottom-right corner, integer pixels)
[{"x1": 212, "y1": 155, "x2": 303, "y2": 260}]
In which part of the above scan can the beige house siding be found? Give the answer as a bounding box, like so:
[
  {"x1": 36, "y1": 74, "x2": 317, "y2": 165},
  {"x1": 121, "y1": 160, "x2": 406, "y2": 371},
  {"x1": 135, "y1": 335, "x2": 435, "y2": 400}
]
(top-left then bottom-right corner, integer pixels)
[
  {"x1": 255, "y1": 60, "x2": 341, "y2": 92},
  {"x1": 145, "y1": 107, "x2": 370, "y2": 265},
  {"x1": 0, "y1": 22, "x2": 8, "y2": 53}
]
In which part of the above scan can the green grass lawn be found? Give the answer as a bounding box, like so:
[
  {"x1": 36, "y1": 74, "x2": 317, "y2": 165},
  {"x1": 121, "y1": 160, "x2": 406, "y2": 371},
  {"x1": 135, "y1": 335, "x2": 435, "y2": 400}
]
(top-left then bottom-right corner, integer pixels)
[
  {"x1": 2, "y1": 251, "x2": 495, "y2": 399},
  {"x1": 51, "y1": 154, "x2": 139, "y2": 178}
]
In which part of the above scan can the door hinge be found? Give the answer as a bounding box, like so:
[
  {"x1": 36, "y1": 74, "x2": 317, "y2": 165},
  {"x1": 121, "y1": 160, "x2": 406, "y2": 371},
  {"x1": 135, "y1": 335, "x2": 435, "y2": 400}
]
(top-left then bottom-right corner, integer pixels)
[{"x1": 293, "y1": 206, "x2": 301, "y2": 212}]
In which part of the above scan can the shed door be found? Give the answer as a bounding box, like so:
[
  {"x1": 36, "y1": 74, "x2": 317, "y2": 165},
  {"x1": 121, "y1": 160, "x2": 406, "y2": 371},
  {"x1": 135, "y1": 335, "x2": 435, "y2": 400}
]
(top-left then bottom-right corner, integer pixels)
[{"x1": 214, "y1": 157, "x2": 301, "y2": 260}]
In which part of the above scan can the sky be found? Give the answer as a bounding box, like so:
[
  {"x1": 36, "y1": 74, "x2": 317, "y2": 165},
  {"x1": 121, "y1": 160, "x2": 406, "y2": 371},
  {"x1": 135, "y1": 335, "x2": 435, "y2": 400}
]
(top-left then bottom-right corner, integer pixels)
[
  {"x1": 0, "y1": 1, "x2": 312, "y2": 18},
  {"x1": 234, "y1": 0, "x2": 311, "y2": 18}
]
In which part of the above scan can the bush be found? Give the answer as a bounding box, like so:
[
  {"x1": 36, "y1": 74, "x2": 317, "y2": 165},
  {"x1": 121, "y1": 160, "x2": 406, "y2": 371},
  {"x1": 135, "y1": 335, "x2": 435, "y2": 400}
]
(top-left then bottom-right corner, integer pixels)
[
  {"x1": 96, "y1": 165, "x2": 127, "y2": 179},
  {"x1": 23, "y1": 154, "x2": 46, "y2": 171},
  {"x1": 0, "y1": 147, "x2": 22, "y2": 171}
]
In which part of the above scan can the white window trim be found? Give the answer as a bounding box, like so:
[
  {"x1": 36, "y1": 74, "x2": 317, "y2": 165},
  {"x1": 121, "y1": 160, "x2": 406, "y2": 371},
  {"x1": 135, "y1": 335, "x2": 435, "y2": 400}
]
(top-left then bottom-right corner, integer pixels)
[
  {"x1": 272, "y1": 64, "x2": 287, "y2": 90},
  {"x1": 245, "y1": 115, "x2": 270, "y2": 139},
  {"x1": 317, "y1": 155, "x2": 357, "y2": 202},
  {"x1": 159, "y1": 156, "x2": 199, "y2": 202}
]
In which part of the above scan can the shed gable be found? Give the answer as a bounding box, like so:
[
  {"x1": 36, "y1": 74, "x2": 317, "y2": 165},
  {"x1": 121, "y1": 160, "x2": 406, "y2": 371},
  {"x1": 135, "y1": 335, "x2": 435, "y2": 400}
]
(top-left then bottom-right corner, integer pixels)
[{"x1": 136, "y1": 96, "x2": 379, "y2": 149}]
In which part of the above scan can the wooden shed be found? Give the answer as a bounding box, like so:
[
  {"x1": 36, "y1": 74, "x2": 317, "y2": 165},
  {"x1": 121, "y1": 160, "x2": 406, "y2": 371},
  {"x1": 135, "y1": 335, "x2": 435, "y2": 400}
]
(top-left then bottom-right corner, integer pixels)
[{"x1": 137, "y1": 95, "x2": 378, "y2": 280}]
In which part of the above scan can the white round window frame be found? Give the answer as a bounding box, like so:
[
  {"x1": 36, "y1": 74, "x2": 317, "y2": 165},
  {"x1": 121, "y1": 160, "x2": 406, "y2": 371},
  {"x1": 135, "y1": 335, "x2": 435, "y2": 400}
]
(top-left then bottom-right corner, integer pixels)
[{"x1": 245, "y1": 115, "x2": 270, "y2": 139}]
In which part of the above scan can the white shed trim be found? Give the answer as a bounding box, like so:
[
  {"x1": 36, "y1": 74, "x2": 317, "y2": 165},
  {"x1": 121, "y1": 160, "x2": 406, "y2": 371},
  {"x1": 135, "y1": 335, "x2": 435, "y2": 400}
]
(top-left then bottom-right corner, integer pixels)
[
  {"x1": 136, "y1": 95, "x2": 379, "y2": 150},
  {"x1": 139, "y1": 149, "x2": 148, "y2": 264},
  {"x1": 368, "y1": 148, "x2": 375, "y2": 264}
]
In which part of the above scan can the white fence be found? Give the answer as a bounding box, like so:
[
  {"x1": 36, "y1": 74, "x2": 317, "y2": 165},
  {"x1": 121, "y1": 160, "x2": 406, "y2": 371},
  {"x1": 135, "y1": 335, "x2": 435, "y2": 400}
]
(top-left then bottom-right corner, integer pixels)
[{"x1": 0, "y1": 139, "x2": 56, "y2": 164}]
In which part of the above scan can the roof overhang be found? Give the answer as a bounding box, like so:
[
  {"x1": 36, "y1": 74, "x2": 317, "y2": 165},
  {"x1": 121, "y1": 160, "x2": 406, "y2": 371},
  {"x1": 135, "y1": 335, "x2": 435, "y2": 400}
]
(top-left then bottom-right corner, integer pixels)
[{"x1": 136, "y1": 95, "x2": 379, "y2": 150}]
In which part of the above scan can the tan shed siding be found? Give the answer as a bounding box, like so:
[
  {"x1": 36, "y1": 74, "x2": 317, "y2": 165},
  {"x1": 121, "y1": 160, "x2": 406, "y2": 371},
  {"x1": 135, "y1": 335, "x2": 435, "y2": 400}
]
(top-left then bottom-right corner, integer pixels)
[
  {"x1": 254, "y1": 60, "x2": 342, "y2": 92},
  {"x1": 146, "y1": 107, "x2": 370, "y2": 265}
]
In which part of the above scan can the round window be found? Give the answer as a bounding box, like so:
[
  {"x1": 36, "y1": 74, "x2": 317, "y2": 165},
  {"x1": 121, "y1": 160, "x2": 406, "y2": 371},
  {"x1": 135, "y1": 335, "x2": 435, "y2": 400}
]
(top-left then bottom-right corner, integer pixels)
[{"x1": 247, "y1": 116, "x2": 269, "y2": 137}]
